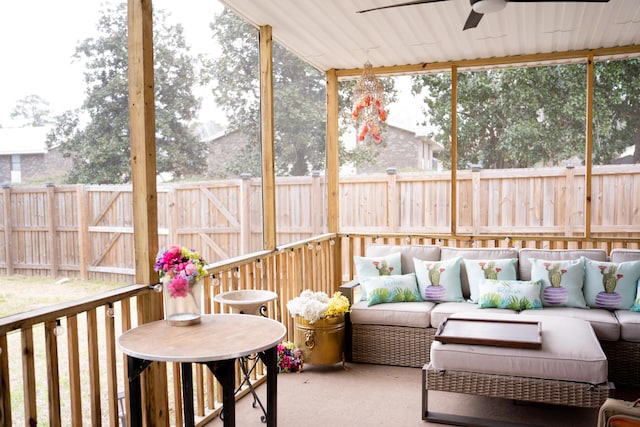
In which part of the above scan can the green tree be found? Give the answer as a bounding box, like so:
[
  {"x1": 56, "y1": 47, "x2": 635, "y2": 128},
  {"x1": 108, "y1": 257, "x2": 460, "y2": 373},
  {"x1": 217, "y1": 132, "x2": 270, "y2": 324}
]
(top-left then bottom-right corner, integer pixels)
[
  {"x1": 205, "y1": 9, "x2": 397, "y2": 177},
  {"x1": 206, "y1": 9, "x2": 325, "y2": 177},
  {"x1": 594, "y1": 59, "x2": 640, "y2": 164},
  {"x1": 414, "y1": 60, "x2": 640, "y2": 169},
  {"x1": 46, "y1": 3, "x2": 206, "y2": 184},
  {"x1": 11, "y1": 94, "x2": 52, "y2": 127}
]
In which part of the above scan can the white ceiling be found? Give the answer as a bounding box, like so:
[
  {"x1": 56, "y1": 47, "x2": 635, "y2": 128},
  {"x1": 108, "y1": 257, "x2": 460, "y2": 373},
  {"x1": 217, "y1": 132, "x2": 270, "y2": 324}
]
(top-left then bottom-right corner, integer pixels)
[{"x1": 219, "y1": 0, "x2": 640, "y2": 73}]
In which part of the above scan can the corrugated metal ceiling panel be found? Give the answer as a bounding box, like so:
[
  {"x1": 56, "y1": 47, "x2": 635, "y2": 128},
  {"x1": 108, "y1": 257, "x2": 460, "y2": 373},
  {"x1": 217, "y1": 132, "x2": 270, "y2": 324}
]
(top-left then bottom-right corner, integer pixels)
[{"x1": 220, "y1": 0, "x2": 640, "y2": 71}]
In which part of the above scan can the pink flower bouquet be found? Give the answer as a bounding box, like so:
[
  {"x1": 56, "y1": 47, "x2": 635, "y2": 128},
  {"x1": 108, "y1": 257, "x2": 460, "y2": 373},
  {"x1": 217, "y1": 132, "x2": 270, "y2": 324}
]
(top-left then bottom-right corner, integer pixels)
[{"x1": 154, "y1": 245, "x2": 207, "y2": 298}]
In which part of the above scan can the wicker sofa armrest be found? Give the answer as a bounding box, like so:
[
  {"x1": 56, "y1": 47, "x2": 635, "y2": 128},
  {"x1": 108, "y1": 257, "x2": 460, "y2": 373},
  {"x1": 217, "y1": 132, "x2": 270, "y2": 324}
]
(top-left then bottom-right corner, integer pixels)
[{"x1": 340, "y1": 279, "x2": 362, "y2": 304}]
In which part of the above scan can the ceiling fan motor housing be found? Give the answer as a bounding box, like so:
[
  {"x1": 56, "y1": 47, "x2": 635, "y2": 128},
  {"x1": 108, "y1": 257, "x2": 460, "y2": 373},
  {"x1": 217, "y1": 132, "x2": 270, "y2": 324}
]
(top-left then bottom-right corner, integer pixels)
[{"x1": 471, "y1": 0, "x2": 508, "y2": 14}]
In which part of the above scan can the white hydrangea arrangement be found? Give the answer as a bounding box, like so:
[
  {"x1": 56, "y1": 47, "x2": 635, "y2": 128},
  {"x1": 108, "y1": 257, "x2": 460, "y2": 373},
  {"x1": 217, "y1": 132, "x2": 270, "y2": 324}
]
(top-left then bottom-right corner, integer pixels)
[{"x1": 286, "y1": 289, "x2": 350, "y2": 323}]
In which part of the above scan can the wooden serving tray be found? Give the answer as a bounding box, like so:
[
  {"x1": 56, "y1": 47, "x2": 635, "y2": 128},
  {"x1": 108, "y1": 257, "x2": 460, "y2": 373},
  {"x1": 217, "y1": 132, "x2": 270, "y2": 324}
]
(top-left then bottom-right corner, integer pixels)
[{"x1": 434, "y1": 318, "x2": 542, "y2": 349}]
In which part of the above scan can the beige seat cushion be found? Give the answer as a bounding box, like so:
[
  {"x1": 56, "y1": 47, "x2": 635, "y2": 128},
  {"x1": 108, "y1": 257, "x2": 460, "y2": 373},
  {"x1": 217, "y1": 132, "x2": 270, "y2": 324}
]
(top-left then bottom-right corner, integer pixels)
[
  {"x1": 430, "y1": 301, "x2": 517, "y2": 329},
  {"x1": 615, "y1": 310, "x2": 640, "y2": 342},
  {"x1": 518, "y1": 248, "x2": 607, "y2": 281},
  {"x1": 520, "y1": 307, "x2": 620, "y2": 341},
  {"x1": 430, "y1": 312, "x2": 608, "y2": 384},
  {"x1": 610, "y1": 249, "x2": 640, "y2": 263},
  {"x1": 349, "y1": 300, "x2": 435, "y2": 328},
  {"x1": 365, "y1": 244, "x2": 440, "y2": 275}
]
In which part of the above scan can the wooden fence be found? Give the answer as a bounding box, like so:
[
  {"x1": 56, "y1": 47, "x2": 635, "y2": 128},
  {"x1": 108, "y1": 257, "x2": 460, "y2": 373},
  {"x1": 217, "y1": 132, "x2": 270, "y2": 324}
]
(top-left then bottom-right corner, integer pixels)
[{"x1": 0, "y1": 163, "x2": 638, "y2": 282}]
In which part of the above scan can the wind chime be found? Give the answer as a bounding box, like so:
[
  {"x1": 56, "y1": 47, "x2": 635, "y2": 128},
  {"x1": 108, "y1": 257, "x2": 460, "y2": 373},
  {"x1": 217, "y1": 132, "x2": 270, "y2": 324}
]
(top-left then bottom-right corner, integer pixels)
[{"x1": 352, "y1": 60, "x2": 387, "y2": 144}]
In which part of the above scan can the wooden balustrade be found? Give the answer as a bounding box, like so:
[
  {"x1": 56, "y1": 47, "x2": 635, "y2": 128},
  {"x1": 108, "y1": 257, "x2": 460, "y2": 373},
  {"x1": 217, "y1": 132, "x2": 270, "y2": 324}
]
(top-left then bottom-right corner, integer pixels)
[
  {"x1": 2, "y1": 232, "x2": 639, "y2": 425},
  {"x1": 0, "y1": 234, "x2": 341, "y2": 426}
]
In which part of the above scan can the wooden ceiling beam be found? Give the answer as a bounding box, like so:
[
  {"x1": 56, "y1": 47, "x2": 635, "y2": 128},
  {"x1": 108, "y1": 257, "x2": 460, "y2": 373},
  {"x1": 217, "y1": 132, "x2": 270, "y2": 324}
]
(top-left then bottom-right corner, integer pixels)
[{"x1": 334, "y1": 44, "x2": 640, "y2": 78}]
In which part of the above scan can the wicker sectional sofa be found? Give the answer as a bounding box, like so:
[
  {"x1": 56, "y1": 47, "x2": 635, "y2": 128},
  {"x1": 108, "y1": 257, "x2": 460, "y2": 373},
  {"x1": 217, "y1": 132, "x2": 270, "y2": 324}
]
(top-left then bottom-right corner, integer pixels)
[{"x1": 339, "y1": 245, "x2": 640, "y2": 387}]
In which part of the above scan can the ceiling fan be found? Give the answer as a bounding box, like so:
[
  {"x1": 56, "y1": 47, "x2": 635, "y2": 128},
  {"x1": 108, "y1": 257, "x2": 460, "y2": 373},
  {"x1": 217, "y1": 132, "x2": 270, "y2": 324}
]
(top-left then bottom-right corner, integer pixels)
[{"x1": 357, "y1": 0, "x2": 610, "y2": 31}]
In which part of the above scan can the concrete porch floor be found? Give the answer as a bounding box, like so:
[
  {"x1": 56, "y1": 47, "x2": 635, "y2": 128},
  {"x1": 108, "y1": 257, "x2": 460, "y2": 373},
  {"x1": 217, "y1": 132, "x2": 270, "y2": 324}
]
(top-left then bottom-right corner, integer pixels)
[{"x1": 204, "y1": 362, "x2": 638, "y2": 426}]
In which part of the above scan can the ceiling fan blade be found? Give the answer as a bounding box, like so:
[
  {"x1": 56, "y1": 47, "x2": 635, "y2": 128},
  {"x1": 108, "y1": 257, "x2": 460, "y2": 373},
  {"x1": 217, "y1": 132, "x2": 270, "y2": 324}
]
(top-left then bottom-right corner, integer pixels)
[
  {"x1": 507, "y1": 0, "x2": 609, "y2": 2},
  {"x1": 463, "y1": 10, "x2": 483, "y2": 30},
  {"x1": 357, "y1": 0, "x2": 449, "y2": 14}
]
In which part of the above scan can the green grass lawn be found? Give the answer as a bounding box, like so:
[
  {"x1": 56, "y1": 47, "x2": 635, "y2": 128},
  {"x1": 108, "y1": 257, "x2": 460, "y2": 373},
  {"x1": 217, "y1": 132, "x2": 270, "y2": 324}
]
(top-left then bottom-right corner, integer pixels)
[
  {"x1": 0, "y1": 275, "x2": 126, "y2": 425},
  {"x1": 0, "y1": 275, "x2": 124, "y2": 318}
]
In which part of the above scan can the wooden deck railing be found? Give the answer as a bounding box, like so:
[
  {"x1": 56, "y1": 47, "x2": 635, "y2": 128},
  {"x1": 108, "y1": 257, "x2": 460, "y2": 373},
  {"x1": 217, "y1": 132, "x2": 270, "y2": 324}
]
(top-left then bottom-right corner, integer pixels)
[
  {"x1": 2, "y1": 232, "x2": 640, "y2": 425},
  {"x1": 0, "y1": 234, "x2": 340, "y2": 426}
]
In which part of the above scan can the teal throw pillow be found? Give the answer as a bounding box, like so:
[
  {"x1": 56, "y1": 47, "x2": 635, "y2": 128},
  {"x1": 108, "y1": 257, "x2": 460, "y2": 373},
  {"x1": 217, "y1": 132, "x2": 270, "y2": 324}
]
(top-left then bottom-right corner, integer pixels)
[
  {"x1": 583, "y1": 258, "x2": 640, "y2": 310},
  {"x1": 354, "y1": 252, "x2": 402, "y2": 301},
  {"x1": 464, "y1": 258, "x2": 518, "y2": 303},
  {"x1": 530, "y1": 258, "x2": 587, "y2": 308},
  {"x1": 631, "y1": 279, "x2": 640, "y2": 312},
  {"x1": 360, "y1": 273, "x2": 422, "y2": 307},
  {"x1": 413, "y1": 256, "x2": 463, "y2": 302},
  {"x1": 478, "y1": 279, "x2": 543, "y2": 310}
]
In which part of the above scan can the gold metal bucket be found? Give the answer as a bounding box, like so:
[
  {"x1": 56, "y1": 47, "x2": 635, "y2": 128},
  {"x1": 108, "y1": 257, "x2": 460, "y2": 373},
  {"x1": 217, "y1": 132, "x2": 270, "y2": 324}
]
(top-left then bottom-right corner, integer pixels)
[{"x1": 294, "y1": 316, "x2": 345, "y2": 366}]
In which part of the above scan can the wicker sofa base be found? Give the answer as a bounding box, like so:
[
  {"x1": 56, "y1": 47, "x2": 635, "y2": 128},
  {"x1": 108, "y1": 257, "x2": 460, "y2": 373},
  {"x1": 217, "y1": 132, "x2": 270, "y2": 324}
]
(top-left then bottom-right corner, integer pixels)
[
  {"x1": 423, "y1": 366, "x2": 610, "y2": 426},
  {"x1": 351, "y1": 324, "x2": 435, "y2": 367},
  {"x1": 349, "y1": 323, "x2": 640, "y2": 387},
  {"x1": 600, "y1": 339, "x2": 640, "y2": 386}
]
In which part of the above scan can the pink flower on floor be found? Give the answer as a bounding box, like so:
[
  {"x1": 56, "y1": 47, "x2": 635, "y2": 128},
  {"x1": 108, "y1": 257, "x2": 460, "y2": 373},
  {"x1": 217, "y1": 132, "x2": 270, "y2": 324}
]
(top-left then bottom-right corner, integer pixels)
[{"x1": 277, "y1": 341, "x2": 303, "y2": 373}]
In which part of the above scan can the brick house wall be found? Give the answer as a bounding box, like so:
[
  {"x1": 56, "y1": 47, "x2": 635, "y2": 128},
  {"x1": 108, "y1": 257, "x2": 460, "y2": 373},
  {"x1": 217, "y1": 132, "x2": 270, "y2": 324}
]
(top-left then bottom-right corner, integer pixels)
[
  {"x1": 206, "y1": 130, "x2": 249, "y2": 179},
  {"x1": 0, "y1": 149, "x2": 72, "y2": 185},
  {"x1": 356, "y1": 124, "x2": 442, "y2": 174},
  {"x1": 0, "y1": 127, "x2": 73, "y2": 185}
]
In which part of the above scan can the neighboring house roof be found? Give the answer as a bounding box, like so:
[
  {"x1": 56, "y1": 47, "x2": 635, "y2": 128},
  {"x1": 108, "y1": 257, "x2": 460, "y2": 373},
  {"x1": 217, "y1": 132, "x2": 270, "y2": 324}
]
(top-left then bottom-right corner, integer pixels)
[
  {"x1": 205, "y1": 127, "x2": 242, "y2": 143},
  {"x1": 206, "y1": 129, "x2": 230, "y2": 142},
  {"x1": 384, "y1": 123, "x2": 441, "y2": 148},
  {"x1": 191, "y1": 121, "x2": 227, "y2": 143},
  {"x1": 0, "y1": 127, "x2": 51, "y2": 155}
]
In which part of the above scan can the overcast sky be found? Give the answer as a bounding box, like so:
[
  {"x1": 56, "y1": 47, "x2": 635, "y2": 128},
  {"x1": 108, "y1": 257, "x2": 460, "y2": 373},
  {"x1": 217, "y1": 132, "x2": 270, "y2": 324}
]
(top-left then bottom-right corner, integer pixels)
[
  {"x1": 0, "y1": 0, "x2": 223, "y2": 127},
  {"x1": 0, "y1": 0, "x2": 422, "y2": 133}
]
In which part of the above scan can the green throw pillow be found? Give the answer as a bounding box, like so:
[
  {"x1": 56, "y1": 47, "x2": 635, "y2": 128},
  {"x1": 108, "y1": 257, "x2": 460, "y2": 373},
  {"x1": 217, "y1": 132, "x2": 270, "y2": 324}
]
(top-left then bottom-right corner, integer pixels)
[
  {"x1": 583, "y1": 258, "x2": 640, "y2": 310},
  {"x1": 354, "y1": 252, "x2": 402, "y2": 301},
  {"x1": 478, "y1": 279, "x2": 543, "y2": 310},
  {"x1": 360, "y1": 273, "x2": 422, "y2": 307},
  {"x1": 413, "y1": 256, "x2": 463, "y2": 302},
  {"x1": 464, "y1": 258, "x2": 518, "y2": 303}
]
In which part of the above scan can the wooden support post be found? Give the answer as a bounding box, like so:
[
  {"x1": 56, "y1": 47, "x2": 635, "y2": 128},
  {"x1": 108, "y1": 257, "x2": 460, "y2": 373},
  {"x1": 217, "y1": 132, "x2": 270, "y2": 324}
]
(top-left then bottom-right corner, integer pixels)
[
  {"x1": 260, "y1": 25, "x2": 276, "y2": 251},
  {"x1": 326, "y1": 69, "x2": 339, "y2": 234},
  {"x1": 451, "y1": 65, "x2": 458, "y2": 235},
  {"x1": 585, "y1": 55, "x2": 594, "y2": 238},
  {"x1": 128, "y1": 0, "x2": 160, "y2": 289},
  {"x1": 326, "y1": 69, "x2": 342, "y2": 286},
  {"x1": 128, "y1": 0, "x2": 168, "y2": 425}
]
